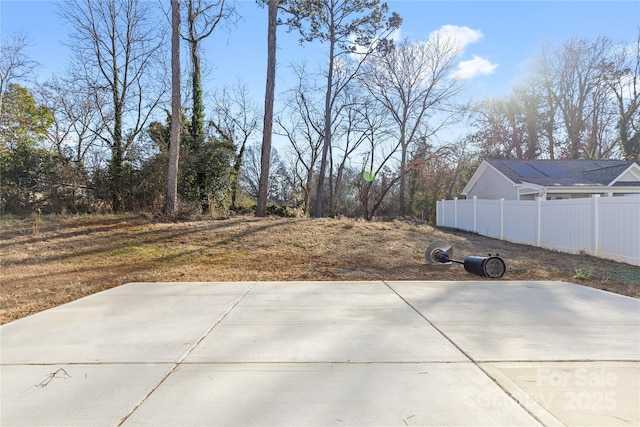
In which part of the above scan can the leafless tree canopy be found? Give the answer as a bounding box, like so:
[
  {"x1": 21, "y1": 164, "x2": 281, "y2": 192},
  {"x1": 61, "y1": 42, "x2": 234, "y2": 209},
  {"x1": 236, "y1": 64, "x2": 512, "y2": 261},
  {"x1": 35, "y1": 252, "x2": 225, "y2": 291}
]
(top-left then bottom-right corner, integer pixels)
[
  {"x1": 360, "y1": 36, "x2": 463, "y2": 215},
  {"x1": 3, "y1": 3, "x2": 638, "y2": 219},
  {"x1": 58, "y1": 0, "x2": 167, "y2": 211},
  {"x1": 471, "y1": 36, "x2": 640, "y2": 161},
  {"x1": 0, "y1": 32, "x2": 38, "y2": 113}
]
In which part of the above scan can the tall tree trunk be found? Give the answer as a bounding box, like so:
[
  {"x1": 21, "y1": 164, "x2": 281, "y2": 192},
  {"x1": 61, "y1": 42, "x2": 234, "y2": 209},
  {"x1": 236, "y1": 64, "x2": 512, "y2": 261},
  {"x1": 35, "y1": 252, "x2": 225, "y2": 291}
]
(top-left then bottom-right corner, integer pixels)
[
  {"x1": 109, "y1": 147, "x2": 123, "y2": 212},
  {"x1": 314, "y1": 36, "x2": 335, "y2": 218},
  {"x1": 398, "y1": 133, "x2": 407, "y2": 217},
  {"x1": 111, "y1": 66, "x2": 124, "y2": 213},
  {"x1": 165, "y1": 0, "x2": 181, "y2": 215},
  {"x1": 230, "y1": 141, "x2": 246, "y2": 208},
  {"x1": 257, "y1": 0, "x2": 278, "y2": 216},
  {"x1": 190, "y1": 43, "x2": 204, "y2": 143}
]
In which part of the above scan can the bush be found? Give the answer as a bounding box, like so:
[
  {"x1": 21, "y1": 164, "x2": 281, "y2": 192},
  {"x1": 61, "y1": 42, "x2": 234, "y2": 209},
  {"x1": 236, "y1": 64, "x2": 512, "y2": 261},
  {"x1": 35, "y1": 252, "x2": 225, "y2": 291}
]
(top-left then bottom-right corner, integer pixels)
[{"x1": 266, "y1": 204, "x2": 295, "y2": 218}]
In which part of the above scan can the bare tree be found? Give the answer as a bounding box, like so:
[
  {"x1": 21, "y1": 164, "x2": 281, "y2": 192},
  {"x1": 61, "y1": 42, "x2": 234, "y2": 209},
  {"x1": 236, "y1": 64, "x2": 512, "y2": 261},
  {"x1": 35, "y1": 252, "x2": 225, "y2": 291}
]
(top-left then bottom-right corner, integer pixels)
[
  {"x1": 60, "y1": 0, "x2": 167, "y2": 212},
  {"x1": 210, "y1": 82, "x2": 261, "y2": 209},
  {"x1": 539, "y1": 37, "x2": 614, "y2": 159},
  {"x1": 583, "y1": 77, "x2": 618, "y2": 159},
  {"x1": 360, "y1": 36, "x2": 461, "y2": 216},
  {"x1": 468, "y1": 89, "x2": 541, "y2": 160},
  {"x1": 520, "y1": 83, "x2": 544, "y2": 159},
  {"x1": 604, "y1": 33, "x2": 640, "y2": 159},
  {"x1": 183, "y1": 0, "x2": 236, "y2": 143},
  {"x1": 274, "y1": 65, "x2": 325, "y2": 213},
  {"x1": 0, "y1": 32, "x2": 38, "y2": 113},
  {"x1": 535, "y1": 69, "x2": 561, "y2": 159},
  {"x1": 355, "y1": 97, "x2": 400, "y2": 220},
  {"x1": 241, "y1": 143, "x2": 286, "y2": 203},
  {"x1": 407, "y1": 142, "x2": 469, "y2": 222},
  {"x1": 37, "y1": 75, "x2": 105, "y2": 168},
  {"x1": 165, "y1": 0, "x2": 181, "y2": 215},
  {"x1": 329, "y1": 85, "x2": 369, "y2": 215},
  {"x1": 287, "y1": 0, "x2": 401, "y2": 217},
  {"x1": 471, "y1": 35, "x2": 635, "y2": 161}
]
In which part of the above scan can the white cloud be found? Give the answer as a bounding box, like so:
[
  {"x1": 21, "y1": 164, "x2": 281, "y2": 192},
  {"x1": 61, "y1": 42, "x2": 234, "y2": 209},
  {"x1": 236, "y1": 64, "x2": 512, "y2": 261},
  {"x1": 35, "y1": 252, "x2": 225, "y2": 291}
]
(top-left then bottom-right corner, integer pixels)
[
  {"x1": 432, "y1": 25, "x2": 484, "y2": 51},
  {"x1": 426, "y1": 25, "x2": 498, "y2": 80},
  {"x1": 455, "y1": 55, "x2": 499, "y2": 80}
]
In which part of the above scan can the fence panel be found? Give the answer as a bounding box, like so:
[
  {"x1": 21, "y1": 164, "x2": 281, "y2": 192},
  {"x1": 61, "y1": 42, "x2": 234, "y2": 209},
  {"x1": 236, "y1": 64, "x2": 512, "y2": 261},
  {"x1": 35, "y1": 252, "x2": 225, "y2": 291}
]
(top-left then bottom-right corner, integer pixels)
[
  {"x1": 439, "y1": 199, "x2": 455, "y2": 228},
  {"x1": 539, "y1": 198, "x2": 593, "y2": 254},
  {"x1": 475, "y1": 199, "x2": 502, "y2": 239},
  {"x1": 456, "y1": 199, "x2": 475, "y2": 232},
  {"x1": 502, "y1": 200, "x2": 537, "y2": 246},
  {"x1": 597, "y1": 197, "x2": 640, "y2": 265},
  {"x1": 436, "y1": 196, "x2": 640, "y2": 266}
]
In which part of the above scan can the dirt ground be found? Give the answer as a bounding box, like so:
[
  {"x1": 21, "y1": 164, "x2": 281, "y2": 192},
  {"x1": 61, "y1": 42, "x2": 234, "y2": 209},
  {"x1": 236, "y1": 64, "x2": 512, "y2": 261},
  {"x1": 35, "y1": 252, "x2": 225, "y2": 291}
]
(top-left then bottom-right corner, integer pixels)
[{"x1": 1, "y1": 214, "x2": 638, "y2": 324}]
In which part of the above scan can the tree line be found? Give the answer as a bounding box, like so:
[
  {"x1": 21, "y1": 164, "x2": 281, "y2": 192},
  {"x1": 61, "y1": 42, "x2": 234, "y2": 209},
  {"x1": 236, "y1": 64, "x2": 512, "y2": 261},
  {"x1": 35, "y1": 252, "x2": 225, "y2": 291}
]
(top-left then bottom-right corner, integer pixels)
[{"x1": 1, "y1": 0, "x2": 638, "y2": 221}]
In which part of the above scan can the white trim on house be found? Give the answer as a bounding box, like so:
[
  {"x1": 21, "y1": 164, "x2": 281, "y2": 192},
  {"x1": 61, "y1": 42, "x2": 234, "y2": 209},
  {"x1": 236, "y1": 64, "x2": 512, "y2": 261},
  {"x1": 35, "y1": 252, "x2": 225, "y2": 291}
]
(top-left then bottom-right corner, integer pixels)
[
  {"x1": 610, "y1": 163, "x2": 640, "y2": 185},
  {"x1": 543, "y1": 185, "x2": 640, "y2": 199},
  {"x1": 514, "y1": 182, "x2": 544, "y2": 200},
  {"x1": 515, "y1": 184, "x2": 640, "y2": 200}
]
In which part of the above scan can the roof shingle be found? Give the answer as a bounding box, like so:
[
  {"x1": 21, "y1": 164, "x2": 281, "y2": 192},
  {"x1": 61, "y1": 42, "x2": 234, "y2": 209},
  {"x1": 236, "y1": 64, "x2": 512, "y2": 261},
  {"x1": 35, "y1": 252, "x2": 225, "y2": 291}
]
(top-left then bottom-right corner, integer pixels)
[{"x1": 487, "y1": 159, "x2": 634, "y2": 187}]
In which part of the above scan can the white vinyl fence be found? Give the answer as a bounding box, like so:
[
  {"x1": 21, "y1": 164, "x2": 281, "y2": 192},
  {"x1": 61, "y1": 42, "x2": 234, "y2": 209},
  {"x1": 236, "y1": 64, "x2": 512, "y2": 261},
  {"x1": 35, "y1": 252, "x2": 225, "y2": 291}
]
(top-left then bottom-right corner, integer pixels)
[{"x1": 436, "y1": 195, "x2": 640, "y2": 266}]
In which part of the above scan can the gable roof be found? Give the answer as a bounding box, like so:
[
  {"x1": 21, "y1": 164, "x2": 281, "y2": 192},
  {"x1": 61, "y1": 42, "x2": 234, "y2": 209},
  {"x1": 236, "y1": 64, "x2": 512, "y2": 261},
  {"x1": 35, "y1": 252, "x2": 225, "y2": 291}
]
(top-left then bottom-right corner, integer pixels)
[{"x1": 485, "y1": 159, "x2": 639, "y2": 187}]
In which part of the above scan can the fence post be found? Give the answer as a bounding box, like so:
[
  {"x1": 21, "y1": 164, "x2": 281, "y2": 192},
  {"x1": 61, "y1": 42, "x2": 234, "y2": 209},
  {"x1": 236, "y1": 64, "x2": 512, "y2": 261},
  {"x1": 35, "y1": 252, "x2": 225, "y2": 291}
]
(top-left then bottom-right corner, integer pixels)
[
  {"x1": 454, "y1": 197, "x2": 458, "y2": 229},
  {"x1": 473, "y1": 196, "x2": 477, "y2": 233},
  {"x1": 592, "y1": 194, "x2": 600, "y2": 256},
  {"x1": 500, "y1": 198, "x2": 504, "y2": 240},
  {"x1": 434, "y1": 202, "x2": 438, "y2": 225},
  {"x1": 536, "y1": 197, "x2": 542, "y2": 247}
]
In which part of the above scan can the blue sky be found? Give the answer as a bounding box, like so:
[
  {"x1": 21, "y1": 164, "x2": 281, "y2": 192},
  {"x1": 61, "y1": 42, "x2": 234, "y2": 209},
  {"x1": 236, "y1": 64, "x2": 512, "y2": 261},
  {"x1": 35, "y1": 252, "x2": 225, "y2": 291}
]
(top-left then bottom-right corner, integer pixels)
[{"x1": 2, "y1": 0, "x2": 639, "y2": 139}]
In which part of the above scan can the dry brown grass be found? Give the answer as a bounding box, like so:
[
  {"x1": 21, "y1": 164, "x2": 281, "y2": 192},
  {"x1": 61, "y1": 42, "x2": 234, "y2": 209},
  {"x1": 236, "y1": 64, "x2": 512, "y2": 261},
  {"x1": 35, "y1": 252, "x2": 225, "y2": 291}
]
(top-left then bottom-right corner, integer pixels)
[{"x1": 1, "y1": 213, "x2": 638, "y2": 324}]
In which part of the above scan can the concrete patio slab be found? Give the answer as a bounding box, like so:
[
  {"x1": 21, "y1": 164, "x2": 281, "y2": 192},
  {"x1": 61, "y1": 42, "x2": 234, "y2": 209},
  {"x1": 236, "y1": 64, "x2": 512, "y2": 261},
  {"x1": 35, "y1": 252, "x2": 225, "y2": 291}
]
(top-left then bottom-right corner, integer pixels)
[
  {"x1": 385, "y1": 280, "x2": 640, "y2": 361},
  {"x1": 1, "y1": 282, "x2": 254, "y2": 364},
  {"x1": 480, "y1": 361, "x2": 640, "y2": 427},
  {"x1": 185, "y1": 281, "x2": 467, "y2": 362},
  {"x1": 122, "y1": 363, "x2": 538, "y2": 427},
  {"x1": 1, "y1": 363, "x2": 173, "y2": 427},
  {"x1": 2, "y1": 280, "x2": 639, "y2": 426}
]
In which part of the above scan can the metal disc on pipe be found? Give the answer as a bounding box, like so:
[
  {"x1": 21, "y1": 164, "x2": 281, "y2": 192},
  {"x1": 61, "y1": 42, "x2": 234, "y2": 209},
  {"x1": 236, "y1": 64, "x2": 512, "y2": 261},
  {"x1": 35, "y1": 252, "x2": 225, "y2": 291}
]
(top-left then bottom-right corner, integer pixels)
[{"x1": 424, "y1": 240, "x2": 453, "y2": 265}]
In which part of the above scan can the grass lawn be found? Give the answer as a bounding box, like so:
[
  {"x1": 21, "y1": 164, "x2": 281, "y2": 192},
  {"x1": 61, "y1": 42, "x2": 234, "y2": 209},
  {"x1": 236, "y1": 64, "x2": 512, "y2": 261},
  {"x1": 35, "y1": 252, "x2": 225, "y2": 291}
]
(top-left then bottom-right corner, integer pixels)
[{"x1": 1, "y1": 213, "x2": 638, "y2": 324}]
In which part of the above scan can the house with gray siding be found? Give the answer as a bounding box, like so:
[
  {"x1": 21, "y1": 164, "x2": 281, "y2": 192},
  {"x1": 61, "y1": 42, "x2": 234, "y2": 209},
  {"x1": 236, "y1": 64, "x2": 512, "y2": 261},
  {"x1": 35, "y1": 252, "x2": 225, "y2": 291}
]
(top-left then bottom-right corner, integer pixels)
[{"x1": 462, "y1": 159, "x2": 640, "y2": 200}]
